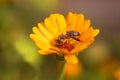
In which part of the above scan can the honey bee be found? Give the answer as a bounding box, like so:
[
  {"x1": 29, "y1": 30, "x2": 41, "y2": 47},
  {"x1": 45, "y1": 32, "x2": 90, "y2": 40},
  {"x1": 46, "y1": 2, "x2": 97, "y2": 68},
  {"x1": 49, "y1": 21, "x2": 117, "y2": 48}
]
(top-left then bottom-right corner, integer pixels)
[
  {"x1": 55, "y1": 33, "x2": 74, "y2": 51},
  {"x1": 56, "y1": 34, "x2": 67, "y2": 44},
  {"x1": 56, "y1": 30, "x2": 80, "y2": 45},
  {"x1": 66, "y1": 30, "x2": 80, "y2": 41}
]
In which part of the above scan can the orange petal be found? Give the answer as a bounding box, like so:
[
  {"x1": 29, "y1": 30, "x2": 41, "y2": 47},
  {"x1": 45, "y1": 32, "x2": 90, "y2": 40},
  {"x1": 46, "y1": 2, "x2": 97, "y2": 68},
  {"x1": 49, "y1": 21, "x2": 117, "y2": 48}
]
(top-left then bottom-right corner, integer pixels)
[
  {"x1": 80, "y1": 27, "x2": 99, "y2": 41},
  {"x1": 65, "y1": 62, "x2": 82, "y2": 77},
  {"x1": 92, "y1": 29, "x2": 100, "y2": 37},
  {"x1": 75, "y1": 14, "x2": 84, "y2": 32},
  {"x1": 71, "y1": 39, "x2": 94, "y2": 53},
  {"x1": 80, "y1": 19, "x2": 91, "y2": 33},
  {"x1": 38, "y1": 50, "x2": 57, "y2": 55},
  {"x1": 66, "y1": 12, "x2": 77, "y2": 30},
  {"x1": 65, "y1": 55, "x2": 78, "y2": 64}
]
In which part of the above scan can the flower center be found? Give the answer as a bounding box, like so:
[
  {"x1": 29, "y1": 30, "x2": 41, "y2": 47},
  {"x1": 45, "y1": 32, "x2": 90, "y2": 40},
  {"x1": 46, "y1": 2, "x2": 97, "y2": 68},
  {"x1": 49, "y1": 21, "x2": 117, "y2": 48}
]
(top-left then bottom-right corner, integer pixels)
[
  {"x1": 56, "y1": 41, "x2": 74, "y2": 51},
  {"x1": 55, "y1": 30, "x2": 80, "y2": 51}
]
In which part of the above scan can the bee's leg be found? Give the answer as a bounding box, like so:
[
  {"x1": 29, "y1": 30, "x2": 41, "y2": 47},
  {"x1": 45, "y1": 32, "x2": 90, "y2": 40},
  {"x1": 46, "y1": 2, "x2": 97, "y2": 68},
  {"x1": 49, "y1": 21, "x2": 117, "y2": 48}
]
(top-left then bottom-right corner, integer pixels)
[{"x1": 72, "y1": 37, "x2": 80, "y2": 41}]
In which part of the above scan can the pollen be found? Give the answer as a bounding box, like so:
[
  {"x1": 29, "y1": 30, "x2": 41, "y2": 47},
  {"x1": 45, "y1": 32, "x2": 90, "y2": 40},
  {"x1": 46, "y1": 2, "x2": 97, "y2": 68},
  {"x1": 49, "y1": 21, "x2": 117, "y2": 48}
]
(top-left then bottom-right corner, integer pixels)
[{"x1": 56, "y1": 41, "x2": 74, "y2": 51}]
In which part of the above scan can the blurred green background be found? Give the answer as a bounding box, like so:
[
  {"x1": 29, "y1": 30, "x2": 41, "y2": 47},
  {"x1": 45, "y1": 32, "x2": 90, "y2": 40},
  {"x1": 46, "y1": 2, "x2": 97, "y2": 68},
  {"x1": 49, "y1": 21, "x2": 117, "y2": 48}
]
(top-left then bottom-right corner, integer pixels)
[{"x1": 0, "y1": 0, "x2": 120, "y2": 80}]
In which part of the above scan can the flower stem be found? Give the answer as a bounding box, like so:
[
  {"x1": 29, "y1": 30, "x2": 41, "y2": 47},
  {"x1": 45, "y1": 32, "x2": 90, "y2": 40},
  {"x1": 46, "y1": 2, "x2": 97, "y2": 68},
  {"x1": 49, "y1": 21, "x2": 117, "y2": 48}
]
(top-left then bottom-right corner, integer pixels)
[{"x1": 58, "y1": 62, "x2": 66, "y2": 80}]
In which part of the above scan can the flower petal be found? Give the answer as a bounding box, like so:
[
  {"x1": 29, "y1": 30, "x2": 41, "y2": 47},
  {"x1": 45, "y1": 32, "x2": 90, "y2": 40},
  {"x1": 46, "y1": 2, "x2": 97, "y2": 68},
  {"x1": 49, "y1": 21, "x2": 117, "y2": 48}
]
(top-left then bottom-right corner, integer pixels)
[
  {"x1": 38, "y1": 23, "x2": 53, "y2": 40},
  {"x1": 44, "y1": 13, "x2": 67, "y2": 35},
  {"x1": 80, "y1": 27, "x2": 100, "y2": 41},
  {"x1": 65, "y1": 63, "x2": 82, "y2": 77},
  {"x1": 44, "y1": 17, "x2": 58, "y2": 35},
  {"x1": 75, "y1": 14, "x2": 84, "y2": 32},
  {"x1": 32, "y1": 27, "x2": 50, "y2": 42},
  {"x1": 92, "y1": 29, "x2": 100, "y2": 37},
  {"x1": 32, "y1": 27, "x2": 45, "y2": 38},
  {"x1": 65, "y1": 54, "x2": 78, "y2": 64},
  {"x1": 55, "y1": 14, "x2": 67, "y2": 33},
  {"x1": 71, "y1": 39, "x2": 94, "y2": 53},
  {"x1": 48, "y1": 14, "x2": 59, "y2": 32},
  {"x1": 80, "y1": 19, "x2": 91, "y2": 33},
  {"x1": 66, "y1": 12, "x2": 77, "y2": 30},
  {"x1": 30, "y1": 34, "x2": 51, "y2": 49},
  {"x1": 38, "y1": 49, "x2": 57, "y2": 55}
]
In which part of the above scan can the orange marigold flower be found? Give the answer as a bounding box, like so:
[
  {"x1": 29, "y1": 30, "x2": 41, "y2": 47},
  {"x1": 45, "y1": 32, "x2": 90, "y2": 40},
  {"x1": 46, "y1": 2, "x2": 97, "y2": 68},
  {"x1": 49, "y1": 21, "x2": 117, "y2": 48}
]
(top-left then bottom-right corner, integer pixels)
[{"x1": 30, "y1": 12, "x2": 100, "y2": 64}]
